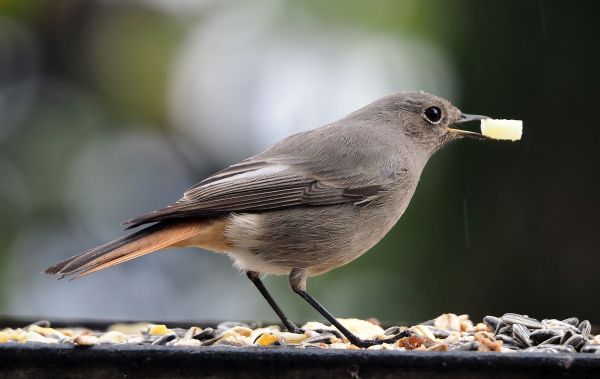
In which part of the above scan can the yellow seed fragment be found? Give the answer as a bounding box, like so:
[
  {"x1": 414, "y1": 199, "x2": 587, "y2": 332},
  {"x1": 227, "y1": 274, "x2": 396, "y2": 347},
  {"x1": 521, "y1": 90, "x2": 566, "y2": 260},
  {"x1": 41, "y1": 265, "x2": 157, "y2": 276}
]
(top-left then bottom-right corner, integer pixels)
[
  {"x1": 148, "y1": 324, "x2": 172, "y2": 336},
  {"x1": 0, "y1": 329, "x2": 25, "y2": 343},
  {"x1": 255, "y1": 333, "x2": 278, "y2": 346}
]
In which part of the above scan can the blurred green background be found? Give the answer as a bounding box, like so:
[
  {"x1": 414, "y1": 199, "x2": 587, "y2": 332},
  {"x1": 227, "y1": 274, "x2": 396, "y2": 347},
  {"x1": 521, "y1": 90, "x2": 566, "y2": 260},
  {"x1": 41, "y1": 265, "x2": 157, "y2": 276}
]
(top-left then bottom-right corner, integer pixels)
[{"x1": 1, "y1": 0, "x2": 598, "y2": 325}]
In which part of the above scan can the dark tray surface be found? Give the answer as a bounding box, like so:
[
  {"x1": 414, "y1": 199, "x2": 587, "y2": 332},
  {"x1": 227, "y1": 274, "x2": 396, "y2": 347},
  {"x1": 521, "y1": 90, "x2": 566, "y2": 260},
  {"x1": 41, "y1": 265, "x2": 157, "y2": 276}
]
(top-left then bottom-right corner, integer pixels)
[{"x1": 1, "y1": 343, "x2": 600, "y2": 379}]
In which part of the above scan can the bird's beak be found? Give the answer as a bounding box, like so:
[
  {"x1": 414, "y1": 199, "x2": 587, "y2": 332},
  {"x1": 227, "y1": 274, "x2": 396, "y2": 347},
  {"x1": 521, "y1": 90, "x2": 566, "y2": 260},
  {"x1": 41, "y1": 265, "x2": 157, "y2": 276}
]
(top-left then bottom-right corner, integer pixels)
[{"x1": 448, "y1": 113, "x2": 491, "y2": 140}]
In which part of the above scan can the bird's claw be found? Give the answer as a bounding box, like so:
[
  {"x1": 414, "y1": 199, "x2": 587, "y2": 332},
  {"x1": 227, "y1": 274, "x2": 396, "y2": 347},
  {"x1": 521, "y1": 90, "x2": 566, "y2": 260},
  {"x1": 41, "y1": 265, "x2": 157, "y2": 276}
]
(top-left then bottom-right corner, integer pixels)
[{"x1": 348, "y1": 329, "x2": 412, "y2": 348}]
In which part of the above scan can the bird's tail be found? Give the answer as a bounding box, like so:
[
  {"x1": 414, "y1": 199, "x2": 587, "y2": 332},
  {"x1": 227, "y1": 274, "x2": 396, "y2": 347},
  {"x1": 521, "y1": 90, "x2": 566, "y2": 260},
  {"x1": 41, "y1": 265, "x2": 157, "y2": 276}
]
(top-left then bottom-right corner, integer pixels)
[{"x1": 44, "y1": 221, "x2": 207, "y2": 280}]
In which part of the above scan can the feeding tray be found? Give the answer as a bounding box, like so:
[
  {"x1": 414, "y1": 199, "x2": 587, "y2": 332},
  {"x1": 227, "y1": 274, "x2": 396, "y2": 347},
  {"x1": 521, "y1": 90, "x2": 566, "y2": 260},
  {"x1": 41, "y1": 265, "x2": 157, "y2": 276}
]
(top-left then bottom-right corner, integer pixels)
[{"x1": 1, "y1": 314, "x2": 599, "y2": 379}]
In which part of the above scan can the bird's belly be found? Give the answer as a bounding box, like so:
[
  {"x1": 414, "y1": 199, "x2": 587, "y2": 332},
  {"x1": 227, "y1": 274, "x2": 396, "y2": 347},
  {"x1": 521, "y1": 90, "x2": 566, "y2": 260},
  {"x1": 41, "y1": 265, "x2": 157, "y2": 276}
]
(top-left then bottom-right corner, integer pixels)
[{"x1": 224, "y1": 199, "x2": 408, "y2": 276}]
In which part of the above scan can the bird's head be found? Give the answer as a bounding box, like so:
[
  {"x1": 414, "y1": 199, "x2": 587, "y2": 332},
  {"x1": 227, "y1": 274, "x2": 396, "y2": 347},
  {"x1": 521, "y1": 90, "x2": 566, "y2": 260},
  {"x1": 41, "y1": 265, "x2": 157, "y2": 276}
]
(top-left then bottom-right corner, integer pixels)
[{"x1": 356, "y1": 91, "x2": 490, "y2": 156}]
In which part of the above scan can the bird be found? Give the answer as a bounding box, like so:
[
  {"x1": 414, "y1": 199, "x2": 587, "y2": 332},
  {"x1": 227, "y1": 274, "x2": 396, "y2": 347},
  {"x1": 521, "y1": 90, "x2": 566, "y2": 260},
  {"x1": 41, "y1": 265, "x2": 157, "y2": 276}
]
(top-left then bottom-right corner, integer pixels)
[{"x1": 45, "y1": 91, "x2": 490, "y2": 347}]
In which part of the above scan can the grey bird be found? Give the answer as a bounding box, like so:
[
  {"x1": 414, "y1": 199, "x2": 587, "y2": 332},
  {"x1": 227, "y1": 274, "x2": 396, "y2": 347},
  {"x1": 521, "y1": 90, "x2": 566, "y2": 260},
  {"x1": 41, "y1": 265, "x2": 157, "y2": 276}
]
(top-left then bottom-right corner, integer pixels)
[{"x1": 45, "y1": 91, "x2": 491, "y2": 347}]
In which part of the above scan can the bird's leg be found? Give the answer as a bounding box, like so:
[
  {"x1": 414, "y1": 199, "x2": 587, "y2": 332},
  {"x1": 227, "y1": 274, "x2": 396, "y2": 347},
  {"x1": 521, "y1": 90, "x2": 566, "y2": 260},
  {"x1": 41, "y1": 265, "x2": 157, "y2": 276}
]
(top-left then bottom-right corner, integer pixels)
[
  {"x1": 245, "y1": 271, "x2": 304, "y2": 334},
  {"x1": 289, "y1": 268, "x2": 411, "y2": 348}
]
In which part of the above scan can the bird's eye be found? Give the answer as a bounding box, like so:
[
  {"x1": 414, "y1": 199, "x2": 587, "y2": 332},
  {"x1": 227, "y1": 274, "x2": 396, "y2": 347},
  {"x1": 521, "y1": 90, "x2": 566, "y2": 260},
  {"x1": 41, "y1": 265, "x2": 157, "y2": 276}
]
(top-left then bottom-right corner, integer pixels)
[{"x1": 423, "y1": 106, "x2": 442, "y2": 124}]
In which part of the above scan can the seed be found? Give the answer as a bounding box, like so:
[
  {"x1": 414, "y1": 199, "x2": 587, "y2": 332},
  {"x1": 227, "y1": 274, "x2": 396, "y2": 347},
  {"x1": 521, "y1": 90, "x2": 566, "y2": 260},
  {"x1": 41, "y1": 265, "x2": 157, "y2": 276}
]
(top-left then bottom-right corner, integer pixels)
[
  {"x1": 410, "y1": 325, "x2": 436, "y2": 341},
  {"x1": 278, "y1": 331, "x2": 310, "y2": 344},
  {"x1": 501, "y1": 313, "x2": 543, "y2": 329},
  {"x1": 496, "y1": 334, "x2": 519, "y2": 346},
  {"x1": 474, "y1": 331, "x2": 502, "y2": 352},
  {"x1": 539, "y1": 335, "x2": 562, "y2": 345},
  {"x1": 193, "y1": 328, "x2": 219, "y2": 341},
  {"x1": 337, "y1": 318, "x2": 385, "y2": 340},
  {"x1": 427, "y1": 342, "x2": 448, "y2": 351},
  {"x1": 563, "y1": 334, "x2": 585, "y2": 351},
  {"x1": 562, "y1": 317, "x2": 579, "y2": 327},
  {"x1": 183, "y1": 326, "x2": 203, "y2": 340},
  {"x1": 542, "y1": 319, "x2": 580, "y2": 333},
  {"x1": 449, "y1": 341, "x2": 479, "y2": 351},
  {"x1": 151, "y1": 334, "x2": 177, "y2": 346},
  {"x1": 432, "y1": 329, "x2": 450, "y2": 339},
  {"x1": 495, "y1": 321, "x2": 507, "y2": 335},
  {"x1": 581, "y1": 344, "x2": 600, "y2": 354},
  {"x1": 512, "y1": 324, "x2": 532, "y2": 347},
  {"x1": 498, "y1": 325, "x2": 513, "y2": 336},
  {"x1": 384, "y1": 326, "x2": 402, "y2": 336},
  {"x1": 483, "y1": 315, "x2": 501, "y2": 330},
  {"x1": 98, "y1": 331, "x2": 129, "y2": 344},
  {"x1": 24, "y1": 331, "x2": 50, "y2": 344},
  {"x1": 255, "y1": 333, "x2": 279, "y2": 346},
  {"x1": 560, "y1": 329, "x2": 576, "y2": 345},
  {"x1": 304, "y1": 333, "x2": 336, "y2": 344},
  {"x1": 527, "y1": 344, "x2": 576, "y2": 354},
  {"x1": 232, "y1": 326, "x2": 253, "y2": 337},
  {"x1": 460, "y1": 319, "x2": 474, "y2": 332},
  {"x1": 26, "y1": 320, "x2": 51, "y2": 328},
  {"x1": 530, "y1": 329, "x2": 561, "y2": 344},
  {"x1": 578, "y1": 320, "x2": 592, "y2": 340},
  {"x1": 434, "y1": 313, "x2": 461, "y2": 331},
  {"x1": 173, "y1": 339, "x2": 201, "y2": 347},
  {"x1": 148, "y1": 324, "x2": 172, "y2": 336},
  {"x1": 217, "y1": 321, "x2": 250, "y2": 331},
  {"x1": 73, "y1": 335, "x2": 98, "y2": 346}
]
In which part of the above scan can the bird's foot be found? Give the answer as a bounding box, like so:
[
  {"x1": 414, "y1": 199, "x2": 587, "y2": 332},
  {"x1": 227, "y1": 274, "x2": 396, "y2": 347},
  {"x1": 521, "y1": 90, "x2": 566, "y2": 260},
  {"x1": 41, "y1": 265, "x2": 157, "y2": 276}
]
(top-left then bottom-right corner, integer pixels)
[
  {"x1": 284, "y1": 324, "x2": 345, "y2": 339},
  {"x1": 283, "y1": 322, "x2": 305, "y2": 335},
  {"x1": 346, "y1": 329, "x2": 412, "y2": 348}
]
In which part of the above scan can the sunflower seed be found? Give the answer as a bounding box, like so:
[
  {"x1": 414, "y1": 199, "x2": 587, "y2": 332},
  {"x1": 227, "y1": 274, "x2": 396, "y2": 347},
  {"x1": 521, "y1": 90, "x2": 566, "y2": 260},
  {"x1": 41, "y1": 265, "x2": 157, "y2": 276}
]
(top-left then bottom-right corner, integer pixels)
[
  {"x1": 304, "y1": 332, "x2": 336, "y2": 344},
  {"x1": 524, "y1": 344, "x2": 576, "y2": 354},
  {"x1": 449, "y1": 341, "x2": 479, "y2": 351},
  {"x1": 530, "y1": 329, "x2": 561, "y2": 344},
  {"x1": 383, "y1": 326, "x2": 402, "y2": 336},
  {"x1": 581, "y1": 344, "x2": 600, "y2": 354},
  {"x1": 151, "y1": 333, "x2": 177, "y2": 346},
  {"x1": 562, "y1": 317, "x2": 579, "y2": 327},
  {"x1": 193, "y1": 327, "x2": 219, "y2": 340},
  {"x1": 498, "y1": 325, "x2": 513, "y2": 336},
  {"x1": 539, "y1": 335, "x2": 562, "y2": 345},
  {"x1": 560, "y1": 329, "x2": 575, "y2": 345},
  {"x1": 578, "y1": 320, "x2": 592, "y2": 339},
  {"x1": 432, "y1": 329, "x2": 450, "y2": 339},
  {"x1": 483, "y1": 315, "x2": 501, "y2": 330},
  {"x1": 542, "y1": 319, "x2": 580, "y2": 333},
  {"x1": 512, "y1": 324, "x2": 532, "y2": 347},
  {"x1": 183, "y1": 326, "x2": 203, "y2": 340},
  {"x1": 501, "y1": 313, "x2": 543, "y2": 329},
  {"x1": 564, "y1": 334, "x2": 585, "y2": 351},
  {"x1": 26, "y1": 320, "x2": 51, "y2": 328},
  {"x1": 544, "y1": 345, "x2": 576, "y2": 353},
  {"x1": 495, "y1": 321, "x2": 507, "y2": 335},
  {"x1": 496, "y1": 334, "x2": 519, "y2": 346}
]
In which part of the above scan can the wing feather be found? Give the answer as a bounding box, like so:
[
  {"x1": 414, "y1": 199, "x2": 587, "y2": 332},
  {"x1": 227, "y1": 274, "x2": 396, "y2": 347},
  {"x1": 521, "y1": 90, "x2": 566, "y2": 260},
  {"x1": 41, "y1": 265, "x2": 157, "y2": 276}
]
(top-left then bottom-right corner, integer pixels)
[{"x1": 123, "y1": 160, "x2": 383, "y2": 229}]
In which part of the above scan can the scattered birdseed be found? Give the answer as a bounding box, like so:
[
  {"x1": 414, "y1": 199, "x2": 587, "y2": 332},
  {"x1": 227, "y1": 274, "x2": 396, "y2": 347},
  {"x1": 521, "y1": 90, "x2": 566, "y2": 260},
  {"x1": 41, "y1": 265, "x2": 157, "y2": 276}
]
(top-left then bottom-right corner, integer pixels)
[{"x1": 0, "y1": 313, "x2": 598, "y2": 352}]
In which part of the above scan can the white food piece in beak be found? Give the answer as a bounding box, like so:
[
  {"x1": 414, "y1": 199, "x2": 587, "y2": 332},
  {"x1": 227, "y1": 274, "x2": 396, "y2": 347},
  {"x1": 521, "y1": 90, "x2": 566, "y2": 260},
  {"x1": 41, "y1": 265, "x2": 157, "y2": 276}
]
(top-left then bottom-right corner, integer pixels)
[{"x1": 480, "y1": 119, "x2": 523, "y2": 141}]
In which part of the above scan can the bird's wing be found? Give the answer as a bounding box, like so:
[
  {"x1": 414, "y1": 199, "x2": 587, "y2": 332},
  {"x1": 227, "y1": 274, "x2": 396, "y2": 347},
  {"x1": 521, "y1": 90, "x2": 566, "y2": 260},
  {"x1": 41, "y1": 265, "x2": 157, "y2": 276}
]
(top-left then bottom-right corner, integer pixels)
[{"x1": 122, "y1": 160, "x2": 383, "y2": 229}]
